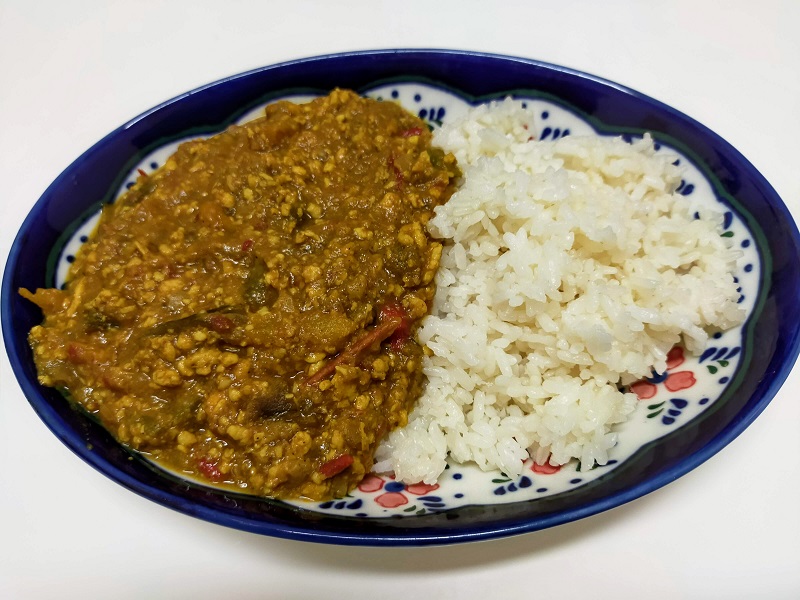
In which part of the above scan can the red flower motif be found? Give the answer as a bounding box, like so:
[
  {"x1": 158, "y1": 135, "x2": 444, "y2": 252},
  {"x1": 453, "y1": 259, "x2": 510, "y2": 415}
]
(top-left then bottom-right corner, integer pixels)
[
  {"x1": 358, "y1": 474, "x2": 440, "y2": 508},
  {"x1": 375, "y1": 492, "x2": 408, "y2": 508},
  {"x1": 406, "y1": 482, "x2": 439, "y2": 495},
  {"x1": 357, "y1": 474, "x2": 385, "y2": 493},
  {"x1": 630, "y1": 379, "x2": 658, "y2": 400},
  {"x1": 631, "y1": 346, "x2": 696, "y2": 400},
  {"x1": 664, "y1": 370, "x2": 696, "y2": 392},
  {"x1": 665, "y1": 346, "x2": 686, "y2": 370}
]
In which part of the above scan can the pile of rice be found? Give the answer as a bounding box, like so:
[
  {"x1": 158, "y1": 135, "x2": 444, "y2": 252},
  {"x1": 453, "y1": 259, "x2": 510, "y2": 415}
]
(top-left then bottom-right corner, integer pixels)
[{"x1": 374, "y1": 99, "x2": 745, "y2": 484}]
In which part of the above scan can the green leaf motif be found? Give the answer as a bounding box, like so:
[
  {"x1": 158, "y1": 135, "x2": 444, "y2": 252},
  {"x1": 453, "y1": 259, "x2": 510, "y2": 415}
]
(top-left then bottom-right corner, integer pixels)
[
  {"x1": 721, "y1": 231, "x2": 734, "y2": 238},
  {"x1": 719, "y1": 360, "x2": 729, "y2": 367},
  {"x1": 707, "y1": 365, "x2": 718, "y2": 374},
  {"x1": 648, "y1": 408, "x2": 664, "y2": 419},
  {"x1": 647, "y1": 401, "x2": 666, "y2": 410}
]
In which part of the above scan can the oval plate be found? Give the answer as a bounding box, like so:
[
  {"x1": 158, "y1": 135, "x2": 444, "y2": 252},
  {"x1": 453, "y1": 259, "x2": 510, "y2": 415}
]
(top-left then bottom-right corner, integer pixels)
[{"x1": 3, "y1": 50, "x2": 800, "y2": 545}]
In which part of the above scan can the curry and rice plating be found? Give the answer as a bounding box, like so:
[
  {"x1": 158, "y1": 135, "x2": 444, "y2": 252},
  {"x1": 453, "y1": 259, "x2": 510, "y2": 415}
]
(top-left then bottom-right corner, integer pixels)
[
  {"x1": 21, "y1": 90, "x2": 746, "y2": 503},
  {"x1": 21, "y1": 90, "x2": 460, "y2": 500}
]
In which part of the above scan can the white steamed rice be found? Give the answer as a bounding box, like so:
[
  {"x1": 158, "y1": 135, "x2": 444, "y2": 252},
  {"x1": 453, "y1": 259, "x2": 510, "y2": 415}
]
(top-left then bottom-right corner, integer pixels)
[{"x1": 373, "y1": 98, "x2": 745, "y2": 484}]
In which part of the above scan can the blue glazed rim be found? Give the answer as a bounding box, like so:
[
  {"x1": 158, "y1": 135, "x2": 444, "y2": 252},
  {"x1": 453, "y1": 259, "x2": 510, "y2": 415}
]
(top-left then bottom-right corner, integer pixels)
[{"x1": 4, "y1": 49, "x2": 800, "y2": 546}]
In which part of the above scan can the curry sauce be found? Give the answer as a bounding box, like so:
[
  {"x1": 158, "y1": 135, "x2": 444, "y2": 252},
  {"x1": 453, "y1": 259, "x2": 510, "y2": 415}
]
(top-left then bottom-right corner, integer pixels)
[{"x1": 21, "y1": 89, "x2": 459, "y2": 500}]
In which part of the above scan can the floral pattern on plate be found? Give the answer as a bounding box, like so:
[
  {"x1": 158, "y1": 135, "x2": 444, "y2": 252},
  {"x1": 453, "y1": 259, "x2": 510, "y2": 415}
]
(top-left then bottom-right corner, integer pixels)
[{"x1": 54, "y1": 82, "x2": 759, "y2": 518}]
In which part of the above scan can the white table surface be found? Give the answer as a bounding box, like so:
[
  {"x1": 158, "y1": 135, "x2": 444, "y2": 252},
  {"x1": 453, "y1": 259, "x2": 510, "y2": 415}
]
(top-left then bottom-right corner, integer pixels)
[{"x1": 2, "y1": 1, "x2": 799, "y2": 598}]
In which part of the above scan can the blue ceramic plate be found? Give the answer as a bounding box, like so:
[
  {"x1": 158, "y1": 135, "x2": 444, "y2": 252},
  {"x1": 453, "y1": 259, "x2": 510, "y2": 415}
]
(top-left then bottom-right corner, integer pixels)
[{"x1": 4, "y1": 50, "x2": 800, "y2": 545}]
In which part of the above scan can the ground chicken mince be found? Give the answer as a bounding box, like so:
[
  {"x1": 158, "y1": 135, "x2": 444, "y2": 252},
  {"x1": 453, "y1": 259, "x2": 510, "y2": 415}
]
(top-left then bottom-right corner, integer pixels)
[{"x1": 21, "y1": 89, "x2": 459, "y2": 500}]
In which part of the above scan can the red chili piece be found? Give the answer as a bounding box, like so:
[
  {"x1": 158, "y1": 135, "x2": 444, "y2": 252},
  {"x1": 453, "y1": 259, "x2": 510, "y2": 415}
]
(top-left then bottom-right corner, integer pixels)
[
  {"x1": 304, "y1": 315, "x2": 402, "y2": 386},
  {"x1": 206, "y1": 314, "x2": 234, "y2": 334},
  {"x1": 400, "y1": 126, "x2": 423, "y2": 138},
  {"x1": 302, "y1": 303, "x2": 411, "y2": 386},
  {"x1": 380, "y1": 302, "x2": 411, "y2": 349},
  {"x1": 319, "y1": 454, "x2": 354, "y2": 478},
  {"x1": 67, "y1": 343, "x2": 90, "y2": 364},
  {"x1": 137, "y1": 168, "x2": 148, "y2": 178},
  {"x1": 197, "y1": 458, "x2": 223, "y2": 481},
  {"x1": 241, "y1": 239, "x2": 254, "y2": 252},
  {"x1": 387, "y1": 155, "x2": 404, "y2": 189}
]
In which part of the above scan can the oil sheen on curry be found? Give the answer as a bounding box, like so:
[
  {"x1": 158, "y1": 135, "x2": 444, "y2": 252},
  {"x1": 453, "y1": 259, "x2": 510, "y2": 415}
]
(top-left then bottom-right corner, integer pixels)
[{"x1": 21, "y1": 90, "x2": 459, "y2": 500}]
